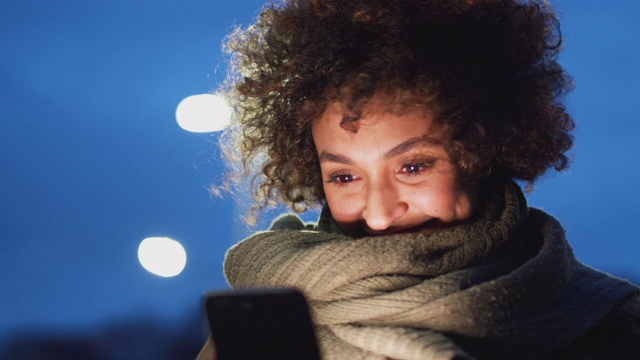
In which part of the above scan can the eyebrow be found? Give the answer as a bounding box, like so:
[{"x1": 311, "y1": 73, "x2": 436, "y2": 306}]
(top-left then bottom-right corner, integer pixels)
[{"x1": 317, "y1": 136, "x2": 442, "y2": 164}]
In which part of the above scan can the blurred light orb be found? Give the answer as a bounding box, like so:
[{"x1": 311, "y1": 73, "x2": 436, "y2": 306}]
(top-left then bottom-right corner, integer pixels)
[
  {"x1": 176, "y1": 94, "x2": 231, "y2": 132},
  {"x1": 138, "y1": 237, "x2": 187, "y2": 277}
]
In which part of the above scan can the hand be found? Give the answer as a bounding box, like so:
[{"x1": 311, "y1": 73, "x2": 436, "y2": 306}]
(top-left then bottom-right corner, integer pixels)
[{"x1": 196, "y1": 335, "x2": 217, "y2": 360}]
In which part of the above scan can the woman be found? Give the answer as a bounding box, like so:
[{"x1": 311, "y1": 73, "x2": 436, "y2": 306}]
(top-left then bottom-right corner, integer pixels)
[{"x1": 198, "y1": 0, "x2": 640, "y2": 358}]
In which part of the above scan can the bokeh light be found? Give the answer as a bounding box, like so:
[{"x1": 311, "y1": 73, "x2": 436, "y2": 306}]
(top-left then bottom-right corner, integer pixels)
[
  {"x1": 176, "y1": 94, "x2": 231, "y2": 132},
  {"x1": 138, "y1": 237, "x2": 187, "y2": 277}
]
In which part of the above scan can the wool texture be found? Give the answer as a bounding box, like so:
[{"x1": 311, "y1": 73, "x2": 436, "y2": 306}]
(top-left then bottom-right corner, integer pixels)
[{"x1": 223, "y1": 181, "x2": 639, "y2": 359}]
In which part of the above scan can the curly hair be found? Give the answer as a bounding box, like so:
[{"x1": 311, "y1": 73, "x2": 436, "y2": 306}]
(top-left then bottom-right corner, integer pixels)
[{"x1": 218, "y1": 0, "x2": 574, "y2": 220}]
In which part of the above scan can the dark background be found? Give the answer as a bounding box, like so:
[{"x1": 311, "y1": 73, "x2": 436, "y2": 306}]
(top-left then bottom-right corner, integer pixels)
[{"x1": 1, "y1": 1, "x2": 638, "y2": 358}]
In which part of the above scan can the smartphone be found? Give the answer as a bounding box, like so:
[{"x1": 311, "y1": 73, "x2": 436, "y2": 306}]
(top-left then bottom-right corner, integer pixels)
[{"x1": 204, "y1": 287, "x2": 321, "y2": 360}]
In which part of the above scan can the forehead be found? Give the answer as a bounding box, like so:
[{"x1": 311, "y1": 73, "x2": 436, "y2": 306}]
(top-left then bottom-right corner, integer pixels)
[
  {"x1": 312, "y1": 101, "x2": 439, "y2": 142},
  {"x1": 311, "y1": 102, "x2": 449, "y2": 166}
]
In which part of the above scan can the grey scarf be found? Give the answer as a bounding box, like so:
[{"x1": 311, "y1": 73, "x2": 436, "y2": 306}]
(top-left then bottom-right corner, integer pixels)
[{"x1": 224, "y1": 182, "x2": 638, "y2": 359}]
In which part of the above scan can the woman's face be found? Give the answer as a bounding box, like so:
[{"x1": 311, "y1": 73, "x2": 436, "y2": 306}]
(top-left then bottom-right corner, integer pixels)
[{"x1": 312, "y1": 101, "x2": 478, "y2": 237}]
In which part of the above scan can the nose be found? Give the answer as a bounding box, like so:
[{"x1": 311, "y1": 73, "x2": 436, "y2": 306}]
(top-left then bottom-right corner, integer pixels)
[{"x1": 361, "y1": 177, "x2": 408, "y2": 231}]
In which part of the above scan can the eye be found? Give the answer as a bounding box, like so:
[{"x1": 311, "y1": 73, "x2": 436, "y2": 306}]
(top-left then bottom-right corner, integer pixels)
[
  {"x1": 400, "y1": 161, "x2": 433, "y2": 175},
  {"x1": 326, "y1": 172, "x2": 358, "y2": 185},
  {"x1": 402, "y1": 164, "x2": 425, "y2": 174}
]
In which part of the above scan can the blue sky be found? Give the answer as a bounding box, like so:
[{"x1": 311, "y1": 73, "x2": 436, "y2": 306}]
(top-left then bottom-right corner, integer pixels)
[{"x1": 1, "y1": 0, "x2": 639, "y2": 347}]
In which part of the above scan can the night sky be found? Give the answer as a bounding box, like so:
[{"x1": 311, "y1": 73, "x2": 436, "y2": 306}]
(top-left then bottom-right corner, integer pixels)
[{"x1": 1, "y1": 0, "x2": 639, "y2": 351}]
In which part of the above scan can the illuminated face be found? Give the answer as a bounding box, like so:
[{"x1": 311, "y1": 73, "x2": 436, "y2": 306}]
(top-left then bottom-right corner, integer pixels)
[{"x1": 312, "y1": 101, "x2": 478, "y2": 237}]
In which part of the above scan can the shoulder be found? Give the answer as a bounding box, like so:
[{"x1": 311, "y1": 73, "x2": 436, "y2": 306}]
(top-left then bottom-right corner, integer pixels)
[
  {"x1": 559, "y1": 290, "x2": 640, "y2": 359},
  {"x1": 595, "y1": 291, "x2": 640, "y2": 348}
]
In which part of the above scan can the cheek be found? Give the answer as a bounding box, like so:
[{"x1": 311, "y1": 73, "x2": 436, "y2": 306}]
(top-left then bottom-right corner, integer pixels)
[
  {"x1": 324, "y1": 189, "x2": 363, "y2": 223},
  {"x1": 455, "y1": 192, "x2": 476, "y2": 220},
  {"x1": 409, "y1": 184, "x2": 474, "y2": 220},
  {"x1": 409, "y1": 189, "x2": 443, "y2": 214}
]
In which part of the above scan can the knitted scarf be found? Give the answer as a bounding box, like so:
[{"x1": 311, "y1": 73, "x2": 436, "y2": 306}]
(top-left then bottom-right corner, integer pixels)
[{"x1": 224, "y1": 182, "x2": 638, "y2": 359}]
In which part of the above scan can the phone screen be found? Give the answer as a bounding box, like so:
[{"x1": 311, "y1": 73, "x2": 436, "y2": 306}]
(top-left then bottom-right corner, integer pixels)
[{"x1": 205, "y1": 288, "x2": 321, "y2": 360}]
